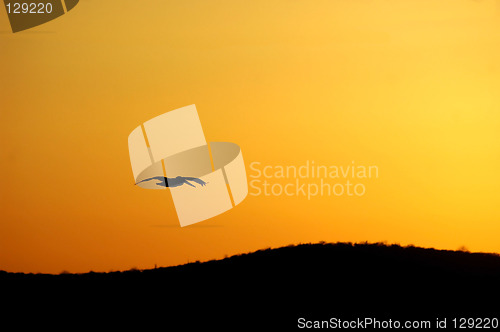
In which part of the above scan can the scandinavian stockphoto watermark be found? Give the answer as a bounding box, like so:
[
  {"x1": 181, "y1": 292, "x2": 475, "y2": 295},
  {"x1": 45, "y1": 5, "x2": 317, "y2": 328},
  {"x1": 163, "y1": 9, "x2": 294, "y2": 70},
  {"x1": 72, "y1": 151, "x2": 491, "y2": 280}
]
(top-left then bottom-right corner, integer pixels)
[{"x1": 249, "y1": 161, "x2": 379, "y2": 199}]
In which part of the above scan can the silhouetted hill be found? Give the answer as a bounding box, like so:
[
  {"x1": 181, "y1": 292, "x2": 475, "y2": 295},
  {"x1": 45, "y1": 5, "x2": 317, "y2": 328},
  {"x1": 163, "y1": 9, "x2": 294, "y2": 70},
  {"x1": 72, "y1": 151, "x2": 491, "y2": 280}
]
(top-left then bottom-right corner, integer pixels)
[{"x1": 3, "y1": 242, "x2": 500, "y2": 329}]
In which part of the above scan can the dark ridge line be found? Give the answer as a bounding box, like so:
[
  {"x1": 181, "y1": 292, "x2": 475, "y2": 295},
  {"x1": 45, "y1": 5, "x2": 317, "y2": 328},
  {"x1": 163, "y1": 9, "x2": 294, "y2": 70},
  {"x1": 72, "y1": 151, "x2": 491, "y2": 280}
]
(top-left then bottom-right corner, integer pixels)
[{"x1": 1, "y1": 241, "x2": 500, "y2": 278}]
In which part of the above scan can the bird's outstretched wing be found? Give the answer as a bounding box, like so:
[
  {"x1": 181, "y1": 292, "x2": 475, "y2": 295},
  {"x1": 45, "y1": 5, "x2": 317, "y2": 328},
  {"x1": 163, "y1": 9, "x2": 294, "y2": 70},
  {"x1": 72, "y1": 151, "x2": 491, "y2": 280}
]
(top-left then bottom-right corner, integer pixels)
[
  {"x1": 135, "y1": 176, "x2": 166, "y2": 185},
  {"x1": 183, "y1": 180, "x2": 196, "y2": 187},
  {"x1": 183, "y1": 177, "x2": 207, "y2": 186}
]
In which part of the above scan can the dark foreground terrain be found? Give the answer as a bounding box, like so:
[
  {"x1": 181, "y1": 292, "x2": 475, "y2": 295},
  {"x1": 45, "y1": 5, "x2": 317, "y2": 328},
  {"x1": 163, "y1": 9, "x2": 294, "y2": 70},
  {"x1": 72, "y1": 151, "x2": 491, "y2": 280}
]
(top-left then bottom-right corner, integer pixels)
[{"x1": 2, "y1": 242, "x2": 500, "y2": 329}]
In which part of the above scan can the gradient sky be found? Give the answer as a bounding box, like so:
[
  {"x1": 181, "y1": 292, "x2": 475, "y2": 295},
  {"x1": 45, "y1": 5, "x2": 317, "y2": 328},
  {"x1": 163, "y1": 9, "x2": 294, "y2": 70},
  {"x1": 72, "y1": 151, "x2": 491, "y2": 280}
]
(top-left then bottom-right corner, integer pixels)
[{"x1": 1, "y1": 0, "x2": 499, "y2": 274}]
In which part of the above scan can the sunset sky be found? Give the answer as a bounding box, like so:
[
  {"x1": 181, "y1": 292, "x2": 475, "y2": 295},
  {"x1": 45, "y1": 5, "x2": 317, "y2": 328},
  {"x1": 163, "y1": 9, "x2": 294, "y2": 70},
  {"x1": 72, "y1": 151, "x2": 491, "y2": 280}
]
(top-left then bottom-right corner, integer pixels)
[{"x1": 1, "y1": 0, "x2": 500, "y2": 274}]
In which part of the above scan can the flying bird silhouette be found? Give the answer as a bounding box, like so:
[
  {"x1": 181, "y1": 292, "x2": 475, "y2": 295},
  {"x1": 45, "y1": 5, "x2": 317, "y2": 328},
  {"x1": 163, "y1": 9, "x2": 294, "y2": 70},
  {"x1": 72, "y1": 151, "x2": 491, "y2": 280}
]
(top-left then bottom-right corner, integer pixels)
[{"x1": 135, "y1": 176, "x2": 207, "y2": 188}]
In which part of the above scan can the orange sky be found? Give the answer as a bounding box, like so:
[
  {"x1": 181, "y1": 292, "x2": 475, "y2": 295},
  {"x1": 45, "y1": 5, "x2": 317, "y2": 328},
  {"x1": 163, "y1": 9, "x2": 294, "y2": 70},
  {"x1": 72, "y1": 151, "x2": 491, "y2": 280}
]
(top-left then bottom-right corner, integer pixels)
[{"x1": 1, "y1": 0, "x2": 500, "y2": 274}]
